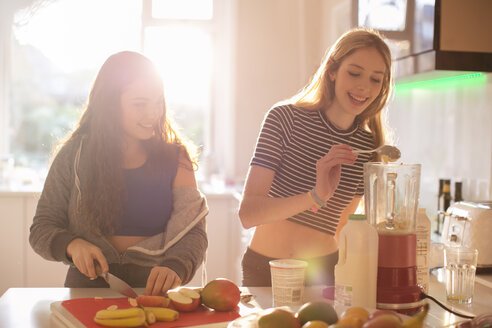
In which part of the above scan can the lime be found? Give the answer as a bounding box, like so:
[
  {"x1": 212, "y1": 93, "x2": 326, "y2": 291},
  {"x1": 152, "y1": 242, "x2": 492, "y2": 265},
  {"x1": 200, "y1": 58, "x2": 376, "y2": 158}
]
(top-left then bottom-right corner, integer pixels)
[{"x1": 296, "y1": 301, "x2": 338, "y2": 326}]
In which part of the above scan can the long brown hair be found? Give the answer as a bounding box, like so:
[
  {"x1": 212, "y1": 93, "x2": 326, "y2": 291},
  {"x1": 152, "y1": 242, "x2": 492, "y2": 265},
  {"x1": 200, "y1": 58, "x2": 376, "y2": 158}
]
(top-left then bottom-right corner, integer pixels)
[
  {"x1": 289, "y1": 27, "x2": 393, "y2": 155},
  {"x1": 59, "y1": 51, "x2": 196, "y2": 235}
]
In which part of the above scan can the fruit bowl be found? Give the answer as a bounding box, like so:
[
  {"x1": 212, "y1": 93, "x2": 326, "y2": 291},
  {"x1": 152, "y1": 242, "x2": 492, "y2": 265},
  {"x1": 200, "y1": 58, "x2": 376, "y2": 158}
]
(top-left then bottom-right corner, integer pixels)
[
  {"x1": 227, "y1": 304, "x2": 418, "y2": 328},
  {"x1": 226, "y1": 307, "x2": 275, "y2": 328}
]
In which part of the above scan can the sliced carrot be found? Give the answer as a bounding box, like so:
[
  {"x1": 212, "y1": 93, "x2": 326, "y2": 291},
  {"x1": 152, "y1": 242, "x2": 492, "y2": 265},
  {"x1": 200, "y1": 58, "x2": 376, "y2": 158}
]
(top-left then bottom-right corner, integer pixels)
[{"x1": 136, "y1": 295, "x2": 170, "y2": 308}]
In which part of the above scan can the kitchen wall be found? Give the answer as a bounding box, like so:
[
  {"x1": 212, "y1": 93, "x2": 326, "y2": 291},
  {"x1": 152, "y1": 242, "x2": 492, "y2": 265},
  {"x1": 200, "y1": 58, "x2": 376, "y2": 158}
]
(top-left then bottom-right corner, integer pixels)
[
  {"x1": 230, "y1": 0, "x2": 352, "y2": 183},
  {"x1": 230, "y1": 0, "x2": 492, "y2": 219},
  {"x1": 389, "y1": 75, "x2": 492, "y2": 216}
]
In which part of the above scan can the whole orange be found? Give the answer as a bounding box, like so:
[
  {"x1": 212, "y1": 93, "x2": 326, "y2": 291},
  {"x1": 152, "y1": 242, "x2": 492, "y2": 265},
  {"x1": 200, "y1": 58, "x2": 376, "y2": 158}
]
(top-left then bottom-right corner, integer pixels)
[
  {"x1": 336, "y1": 315, "x2": 365, "y2": 328},
  {"x1": 340, "y1": 307, "x2": 370, "y2": 322},
  {"x1": 302, "y1": 320, "x2": 330, "y2": 328}
]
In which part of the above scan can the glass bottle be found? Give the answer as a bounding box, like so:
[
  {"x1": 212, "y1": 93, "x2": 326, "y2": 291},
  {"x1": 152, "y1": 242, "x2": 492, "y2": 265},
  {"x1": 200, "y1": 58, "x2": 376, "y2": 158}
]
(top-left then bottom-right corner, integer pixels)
[
  {"x1": 435, "y1": 179, "x2": 445, "y2": 235},
  {"x1": 454, "y1": 181, "x2": 463, "y2": 203},
  {"x1": 438, "y1": 180, "x2": 451, "y2": 235},
  {"x1": 442, "y1": 180, "x2": 452, "y2": 211}
]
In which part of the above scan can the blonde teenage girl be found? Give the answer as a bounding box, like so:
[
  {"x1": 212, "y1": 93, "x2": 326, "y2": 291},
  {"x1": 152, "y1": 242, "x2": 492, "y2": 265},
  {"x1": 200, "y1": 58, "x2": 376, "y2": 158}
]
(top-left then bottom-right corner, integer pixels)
[{"x1": 239, "y1": 28, "x2": 393, "y2": 286}]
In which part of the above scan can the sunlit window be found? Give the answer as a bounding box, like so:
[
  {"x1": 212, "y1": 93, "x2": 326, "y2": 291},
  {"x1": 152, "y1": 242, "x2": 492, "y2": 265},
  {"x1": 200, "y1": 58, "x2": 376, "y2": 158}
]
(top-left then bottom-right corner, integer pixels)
[
  {"x1": 4, "y1": 0, "x2": 215, "y2": 189},
  {"x1": 152, "y1": 0, "x2": 213, "y2": 20},
  {"x1": 145, "y1": 26, "x2": 212, "y2": 148},
  {"x1": 7, "y1": 0, "x2": 140, "y2": 189},
  {"x1": 358, "y1": 0, "x2": 407, "y2": 31},
  {"x1": 14, "y1": 0, "x2": 141, "y2": 73}
]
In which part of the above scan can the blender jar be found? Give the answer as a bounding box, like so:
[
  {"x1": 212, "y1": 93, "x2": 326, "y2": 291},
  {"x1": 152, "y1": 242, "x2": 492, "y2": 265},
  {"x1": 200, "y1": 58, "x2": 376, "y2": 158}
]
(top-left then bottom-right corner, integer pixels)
[
  {"x1": 363, "y1": 162, "x2": 423, "y2": 314},
  {"x1": 364, "y1": 163, "x2": 421, "y2": 234}
]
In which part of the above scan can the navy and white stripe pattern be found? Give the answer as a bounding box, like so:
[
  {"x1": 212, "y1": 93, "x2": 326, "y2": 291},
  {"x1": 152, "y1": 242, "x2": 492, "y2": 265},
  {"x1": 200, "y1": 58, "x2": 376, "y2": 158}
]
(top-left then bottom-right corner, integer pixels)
[{"x1": 250, "y1": 104, "x2": 375, "y2": 235}]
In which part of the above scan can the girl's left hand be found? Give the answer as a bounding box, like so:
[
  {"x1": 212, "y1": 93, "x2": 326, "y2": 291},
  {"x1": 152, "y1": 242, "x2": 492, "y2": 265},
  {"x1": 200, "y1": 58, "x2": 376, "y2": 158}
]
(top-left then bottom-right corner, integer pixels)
[{"x1": 145, "y1": 266, "x2": 182, "y2": 295}]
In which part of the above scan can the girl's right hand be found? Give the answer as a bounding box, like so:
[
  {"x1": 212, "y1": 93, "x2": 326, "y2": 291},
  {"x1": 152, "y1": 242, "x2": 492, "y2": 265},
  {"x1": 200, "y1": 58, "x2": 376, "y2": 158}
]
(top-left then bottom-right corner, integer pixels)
[
  {"x1": 315, "y1": 143, "x2": 358, "y2": 202},
  {"x1": 66, "y1": 238, "x2": 109, "y2": 279}
]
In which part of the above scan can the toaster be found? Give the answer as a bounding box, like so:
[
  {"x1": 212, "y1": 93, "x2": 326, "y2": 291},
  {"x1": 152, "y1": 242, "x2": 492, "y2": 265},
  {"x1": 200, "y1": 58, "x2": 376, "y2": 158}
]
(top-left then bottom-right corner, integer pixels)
[{"x1": 441, "y1": 201, "x2": 492, "y2": 270}]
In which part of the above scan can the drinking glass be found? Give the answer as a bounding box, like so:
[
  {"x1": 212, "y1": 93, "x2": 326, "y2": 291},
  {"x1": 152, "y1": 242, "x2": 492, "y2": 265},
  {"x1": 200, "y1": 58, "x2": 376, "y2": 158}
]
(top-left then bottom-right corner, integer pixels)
[{"x1": 444, "y1": 246, "x2": 478, "y2": 304}]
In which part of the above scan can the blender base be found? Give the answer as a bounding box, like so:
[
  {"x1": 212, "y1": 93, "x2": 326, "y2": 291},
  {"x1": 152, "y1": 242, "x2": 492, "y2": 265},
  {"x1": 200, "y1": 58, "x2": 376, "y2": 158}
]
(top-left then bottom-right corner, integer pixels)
[
  {"x1": 376, "y1": 300, "x2": 426, "y2": 315},
  {"x1": 377, "y1": 234, "x2": 423, "y2": 314}
]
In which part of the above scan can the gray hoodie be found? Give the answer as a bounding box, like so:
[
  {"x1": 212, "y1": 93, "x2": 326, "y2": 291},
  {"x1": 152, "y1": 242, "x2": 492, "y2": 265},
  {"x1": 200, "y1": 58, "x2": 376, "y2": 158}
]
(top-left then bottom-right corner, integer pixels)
[{"x1": 29, "y1": 138, "x2": 208, "y2": 284}]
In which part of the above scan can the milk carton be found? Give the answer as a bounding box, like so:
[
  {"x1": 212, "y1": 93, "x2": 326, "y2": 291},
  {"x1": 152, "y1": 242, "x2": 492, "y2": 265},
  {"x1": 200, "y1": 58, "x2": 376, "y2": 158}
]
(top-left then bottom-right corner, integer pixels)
[{"x1": 334, "y1": 214, "x2": 378, "y2": 308}]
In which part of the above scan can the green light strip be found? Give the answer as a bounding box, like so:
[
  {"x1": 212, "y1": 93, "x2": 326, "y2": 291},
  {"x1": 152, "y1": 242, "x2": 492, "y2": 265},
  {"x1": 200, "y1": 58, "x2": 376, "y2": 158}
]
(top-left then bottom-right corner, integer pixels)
[{"x1": 395, "y1": 72, "x2": 487, "y2": 91}]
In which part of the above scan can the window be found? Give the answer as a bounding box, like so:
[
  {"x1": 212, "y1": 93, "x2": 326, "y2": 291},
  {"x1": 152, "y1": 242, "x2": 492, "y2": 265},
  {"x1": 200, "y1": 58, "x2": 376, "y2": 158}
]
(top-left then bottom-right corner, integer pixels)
[
  {"x1": 151, "y1": 0, "x2": 213, "y2": 20},
  {"x1": 2, "y1": 0, "x2": 220, "y2": 189},
  {"x1": 358, "y1": 0, "x2": 408, "y2": 32},
  {"x1": 142, "y1": 0, "x2": 215, "y2": 159}
]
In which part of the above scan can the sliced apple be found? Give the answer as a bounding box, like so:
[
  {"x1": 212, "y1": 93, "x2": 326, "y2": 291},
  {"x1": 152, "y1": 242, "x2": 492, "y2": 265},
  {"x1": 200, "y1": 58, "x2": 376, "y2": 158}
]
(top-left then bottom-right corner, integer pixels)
[
  {"x1": 179, "y1": 287, "x2": 201, "y2": 300},
  {"x1": 167, "y1": 288, "x2": 201, "y2": 312}
]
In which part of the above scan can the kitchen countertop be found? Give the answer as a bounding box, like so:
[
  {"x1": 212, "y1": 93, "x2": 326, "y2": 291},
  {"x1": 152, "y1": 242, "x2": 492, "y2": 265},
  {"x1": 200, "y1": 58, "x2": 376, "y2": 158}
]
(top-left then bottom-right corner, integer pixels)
[
  {"x1": 424, "y1": 269, "x2": 492, "y2": 327},
  {"x1": 0, "y1": 271, "x2": 491, "y2": 328}
]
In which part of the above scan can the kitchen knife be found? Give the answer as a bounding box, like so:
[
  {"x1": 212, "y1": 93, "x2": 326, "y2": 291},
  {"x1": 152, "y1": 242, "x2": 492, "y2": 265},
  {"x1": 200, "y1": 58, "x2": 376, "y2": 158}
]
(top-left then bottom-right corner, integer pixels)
[{"x1": 95, "y1": 263, "x2": 138, "y2": 298}]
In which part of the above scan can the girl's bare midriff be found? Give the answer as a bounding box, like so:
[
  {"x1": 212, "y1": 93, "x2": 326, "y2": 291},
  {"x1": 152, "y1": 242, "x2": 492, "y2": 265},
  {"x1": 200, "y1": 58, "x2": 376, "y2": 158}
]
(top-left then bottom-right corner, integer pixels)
[
  {"x1": 249, "y1": 219, "x2": 338, "y2": 259},
  {"x1": 109, "y1": 236, "x2": 149, "y2": 254}
]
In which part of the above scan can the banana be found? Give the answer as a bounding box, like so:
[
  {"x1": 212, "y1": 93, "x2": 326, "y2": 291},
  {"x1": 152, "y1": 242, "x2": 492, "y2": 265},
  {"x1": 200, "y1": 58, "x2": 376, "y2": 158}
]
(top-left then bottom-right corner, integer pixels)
[
  {"x1": 94, "y1": 315, "x2": 146, "y2": 327},
  {"x1": 402, "y1": 303, "x2": 429, "y2": 328},
  {"x1": 144, "y1": 307, "x2": 179, "y2": 322},
  {"x1": 95, "y1": 307, "x2": 145, "y2": 320},
  {"x1": 94, "y1": 304, "x2": 178, "y2": 326},
  {"x1": 145, "y1": 309, "x2": 156, "y2": 325}
]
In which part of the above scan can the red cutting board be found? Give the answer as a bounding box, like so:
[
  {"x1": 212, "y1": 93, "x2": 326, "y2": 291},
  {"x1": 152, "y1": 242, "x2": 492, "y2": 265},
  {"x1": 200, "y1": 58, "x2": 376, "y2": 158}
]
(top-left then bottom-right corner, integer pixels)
[{"x1": 58, "y1": 297, "x2": 240, "y2": 328}]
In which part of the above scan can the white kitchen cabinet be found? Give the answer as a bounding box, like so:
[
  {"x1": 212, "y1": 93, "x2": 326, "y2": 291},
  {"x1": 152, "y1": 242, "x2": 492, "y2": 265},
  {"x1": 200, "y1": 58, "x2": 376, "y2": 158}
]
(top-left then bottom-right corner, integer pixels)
[
  {"x1": 186, "y1": 192, "x2": 246, "y2": 287},
  {"x1": 23, "y1": 193, "x2": 67, "y2": 288},
  {"x1": 0, "y1": 192, "x2": 67, "y2": 296},
  {"x1": 0, "y1": 190, "x2": 246, "y2": 295},
  {"x1": 0, "y1": 196, "x2": 25, "y2": 293}
]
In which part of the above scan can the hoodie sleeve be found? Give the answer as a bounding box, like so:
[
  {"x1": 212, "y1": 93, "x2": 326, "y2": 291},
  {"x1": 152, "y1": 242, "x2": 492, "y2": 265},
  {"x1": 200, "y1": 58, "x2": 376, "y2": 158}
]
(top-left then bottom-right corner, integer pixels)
[
  {"x1": 126, "y1": 187, "x2": 209, "y2": 285},
  {"x1": 159, "y1": 217, "x2": 207, "y2": 284},
  {"x1": 29, "y1": 143, "x2": 79, "y2": 264}
]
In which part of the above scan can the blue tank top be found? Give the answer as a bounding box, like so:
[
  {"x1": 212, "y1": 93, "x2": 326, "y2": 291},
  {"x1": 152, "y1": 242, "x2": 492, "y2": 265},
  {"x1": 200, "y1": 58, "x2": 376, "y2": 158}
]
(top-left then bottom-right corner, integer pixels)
[{"x1": 114, "y1": 145, "x2": 179, "y2": 236}]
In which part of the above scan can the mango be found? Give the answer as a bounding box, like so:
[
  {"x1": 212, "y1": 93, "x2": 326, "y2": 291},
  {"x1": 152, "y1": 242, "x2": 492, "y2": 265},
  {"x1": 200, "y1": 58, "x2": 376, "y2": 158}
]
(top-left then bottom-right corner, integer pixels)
[
  {"x1": 258, "y1": 308, "x2": 301, "y2": 328},
  {"x1": 201, "y1": 278, "x2": 241, "y2": 311}
]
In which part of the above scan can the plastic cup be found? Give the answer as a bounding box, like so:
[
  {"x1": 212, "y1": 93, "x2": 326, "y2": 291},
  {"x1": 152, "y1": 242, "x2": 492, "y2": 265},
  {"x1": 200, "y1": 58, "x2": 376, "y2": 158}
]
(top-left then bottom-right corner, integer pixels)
[
  {"x1": 269, "y1": 259, "x2": 308, "y2": 307},
  {"x1": 444, "y1": 246, "x2": 478, "y2": 304}
]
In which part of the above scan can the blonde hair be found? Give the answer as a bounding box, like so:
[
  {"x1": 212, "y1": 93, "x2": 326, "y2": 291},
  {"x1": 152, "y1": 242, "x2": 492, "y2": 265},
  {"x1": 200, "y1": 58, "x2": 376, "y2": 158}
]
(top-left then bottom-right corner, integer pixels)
[{"x1": 288, "y1": 27, "x2": 393, "y2": 156}]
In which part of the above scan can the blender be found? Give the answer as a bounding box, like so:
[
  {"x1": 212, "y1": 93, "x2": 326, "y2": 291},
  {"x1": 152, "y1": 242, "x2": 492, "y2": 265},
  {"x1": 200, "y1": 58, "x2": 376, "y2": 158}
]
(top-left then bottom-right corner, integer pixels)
[{"x1": 364, "y1": 163, "x2": 423, "y2": 314}]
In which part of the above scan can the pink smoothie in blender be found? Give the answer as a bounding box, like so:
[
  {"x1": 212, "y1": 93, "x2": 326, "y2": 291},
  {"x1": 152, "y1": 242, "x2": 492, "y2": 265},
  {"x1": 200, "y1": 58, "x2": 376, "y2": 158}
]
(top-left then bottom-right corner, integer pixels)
[{"x1": 364, "y1": 163, "x2": 424, "y2": 314}]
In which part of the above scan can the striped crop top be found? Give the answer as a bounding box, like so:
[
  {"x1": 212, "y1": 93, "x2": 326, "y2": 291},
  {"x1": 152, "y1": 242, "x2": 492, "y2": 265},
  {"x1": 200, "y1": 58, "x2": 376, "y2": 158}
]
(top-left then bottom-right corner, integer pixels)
[
  {"x1": 250, "y1": 104, "x2": 375, "y2": 235},
  {"x1": 114, "y1": 145, "x2": 179, "y2": 236}
]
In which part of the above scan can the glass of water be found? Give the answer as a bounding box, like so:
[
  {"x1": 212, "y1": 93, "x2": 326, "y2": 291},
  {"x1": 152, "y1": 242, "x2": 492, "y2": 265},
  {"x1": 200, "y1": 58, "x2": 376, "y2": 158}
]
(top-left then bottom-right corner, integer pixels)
[{"x1": 444, "y1": 246, "x2": 479, "y2": 304}]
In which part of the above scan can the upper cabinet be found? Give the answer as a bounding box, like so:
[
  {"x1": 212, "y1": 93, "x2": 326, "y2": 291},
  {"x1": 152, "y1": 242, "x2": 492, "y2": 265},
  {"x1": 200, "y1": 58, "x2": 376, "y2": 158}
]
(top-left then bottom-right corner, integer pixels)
[{"x1": 353, "y1": 0, "x2": 492, "y2": 80}]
